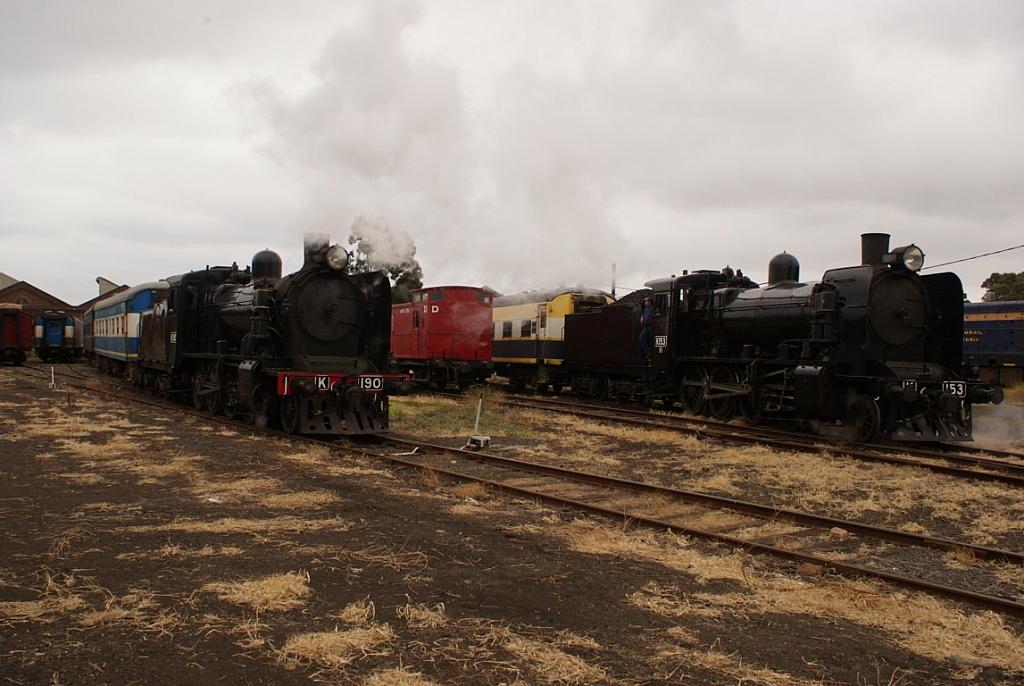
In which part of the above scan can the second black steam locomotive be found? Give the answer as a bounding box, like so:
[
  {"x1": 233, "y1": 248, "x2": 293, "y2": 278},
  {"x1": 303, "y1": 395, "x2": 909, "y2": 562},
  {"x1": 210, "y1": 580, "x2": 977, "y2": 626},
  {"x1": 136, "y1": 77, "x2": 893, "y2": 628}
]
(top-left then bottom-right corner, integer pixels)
[
  {"x1": 564, "y1": 233, "x2": 1003, "y2": 442},
  {"x1": 85, "y1": 235, "x2": 401, "y2": 435}
]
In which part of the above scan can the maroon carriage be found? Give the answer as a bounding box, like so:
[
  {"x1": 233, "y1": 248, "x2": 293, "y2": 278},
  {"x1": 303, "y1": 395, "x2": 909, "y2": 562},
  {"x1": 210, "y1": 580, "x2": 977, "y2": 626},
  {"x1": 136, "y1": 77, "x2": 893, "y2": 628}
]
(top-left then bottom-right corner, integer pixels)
[
  {"x1": 391, "y1": 286, "x2": 494, "y2": 390},
  {"x1": 0, "y1": 304, "x2": 33, "y2": 366}
]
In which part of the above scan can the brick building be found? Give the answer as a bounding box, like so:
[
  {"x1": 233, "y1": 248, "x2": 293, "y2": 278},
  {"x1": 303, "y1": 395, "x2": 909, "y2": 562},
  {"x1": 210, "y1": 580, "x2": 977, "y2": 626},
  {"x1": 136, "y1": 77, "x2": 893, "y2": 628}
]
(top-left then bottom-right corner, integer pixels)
[{"x1": 0, "y1": 275, "x2": 127, "y2": 318}]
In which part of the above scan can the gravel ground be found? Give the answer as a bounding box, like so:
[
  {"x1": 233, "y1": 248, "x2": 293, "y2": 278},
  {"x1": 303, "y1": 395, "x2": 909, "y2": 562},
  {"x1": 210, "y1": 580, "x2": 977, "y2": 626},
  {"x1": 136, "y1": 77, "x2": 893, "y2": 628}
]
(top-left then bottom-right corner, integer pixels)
[{"x1": 1, "y1": 368, "x2": 1021, "y2": 685}]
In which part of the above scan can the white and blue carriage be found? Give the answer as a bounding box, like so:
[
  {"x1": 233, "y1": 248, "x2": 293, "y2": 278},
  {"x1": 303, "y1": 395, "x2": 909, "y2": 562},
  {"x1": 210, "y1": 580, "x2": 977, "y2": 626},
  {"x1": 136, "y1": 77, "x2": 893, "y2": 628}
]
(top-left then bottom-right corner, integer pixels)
[
  {"x1": 33, "y1": 311, "x2": 83, "y2": 361},
  {"x1": 84, "y1": 282, "x2": 167, "y2": 371}
]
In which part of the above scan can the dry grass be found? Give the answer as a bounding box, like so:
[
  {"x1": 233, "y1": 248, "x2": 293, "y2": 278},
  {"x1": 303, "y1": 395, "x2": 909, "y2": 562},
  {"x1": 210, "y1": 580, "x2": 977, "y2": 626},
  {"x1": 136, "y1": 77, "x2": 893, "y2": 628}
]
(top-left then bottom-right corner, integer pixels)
[
  {"x1": 261, "y1": 490, "x2": 339, "y2": 509},
  {"x1": 77, "y1": 591, "x2": 171, "y2": 631},
  {"x1": 117, "y1": 516, "x2": 349, "y2": 536},
  {"x1": 342, "y1": 545, "x2": 430, "y2": 573},
  {"x1": 655, "y1": 645, "x2": 828, "y2": 686},
  {"x1": 363, "y1": 667, "x2": 439, "y2": 686},
  {"x1": 0, "y1": 595, "x2": 86, "y2": 622},
  {"x1": 116, "y1": 543, "x2": 245, "y2": 561},
  {"x1": 499, "y1": 628, "x2": 607, "y2": 685},
  {"x1": 450, "y1": 482, "x2": 489, "y2": 499},
  {"x1": 55, "y1": 471, "x2": 109, "y2": 486},
  {"x1": 276, "y1": 624, "x2": 395, "y2": 668},
  {"x1": 450, "y1": 498, "x2": 502, "y2": 516},
  {"x1": 631, "y1": 575, "x2": 1024, "y2": 673},
  {"x1": 552, "y1": 630, "x2": 602, "y2": 650},
  {"x1": 198, "y1": 476, "x2": 282, "y2": 501},
  {"x1": 397, "y1": 602, "x2": 447, "y2": 628},
  {"x1": 560, "y1": 518, "x2": 748, "y2": 584},
  {"x1": 203, "y1": 571, "x2": 310, "y2": 612},
  {"x1": 335, "y1": 597, "x2": 376, "y2": 625},
  {"x1": 278, "y1": 445, "x2": 394, "y2": 480},
  {"x1": 628, "y1": 581, "x2": 722, "y2": 619},
  {"x1": 390, "y1": 390, "x2": 540, "y2": 438},
  {"x1": 230, "y1": 616, "x2": 271, "y2": 651},
  {"x1": 49, "y1": 527, "x2": 91, "y2": 559}
]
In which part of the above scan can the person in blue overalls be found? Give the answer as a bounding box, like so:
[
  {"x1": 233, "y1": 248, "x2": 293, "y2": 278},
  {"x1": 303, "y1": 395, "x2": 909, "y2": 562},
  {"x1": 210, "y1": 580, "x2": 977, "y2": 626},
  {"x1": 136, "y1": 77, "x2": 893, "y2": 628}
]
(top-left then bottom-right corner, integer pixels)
[{"x1": 639, "y1": 296, "x2": 655, "y2": 359}]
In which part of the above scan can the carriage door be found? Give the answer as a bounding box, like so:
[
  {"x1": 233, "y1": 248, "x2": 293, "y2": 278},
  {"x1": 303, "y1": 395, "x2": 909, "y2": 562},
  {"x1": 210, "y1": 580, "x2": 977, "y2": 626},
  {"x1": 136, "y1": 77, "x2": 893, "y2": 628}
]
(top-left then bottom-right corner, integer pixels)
[
  {"x1": 415, "y1": 297, "x2": 427, "y2": 358},
  {"x1": 44, "y1": 316, "x2": 64, "y2": 346}
]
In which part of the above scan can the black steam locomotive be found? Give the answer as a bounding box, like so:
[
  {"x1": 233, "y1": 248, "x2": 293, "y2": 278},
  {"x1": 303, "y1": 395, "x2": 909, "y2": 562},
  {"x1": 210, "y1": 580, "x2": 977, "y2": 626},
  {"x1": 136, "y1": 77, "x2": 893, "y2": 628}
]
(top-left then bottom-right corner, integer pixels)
[
  {"x1": 565, "y1": 233, "x2": 1003, "y2": 442},
  {"x1": 85, "y1": 235, "x2": 400, "y2": 435}
]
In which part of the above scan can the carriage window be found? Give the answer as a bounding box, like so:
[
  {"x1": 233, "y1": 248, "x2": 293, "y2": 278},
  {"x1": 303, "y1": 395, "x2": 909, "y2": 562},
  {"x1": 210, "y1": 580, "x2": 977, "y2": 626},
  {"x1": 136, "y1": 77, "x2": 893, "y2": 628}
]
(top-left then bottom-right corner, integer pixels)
[
  {"x1": 531, "y1": 320, "x2": 537, "y2": 335},
  {"x1": 413, "y1": 310, "x2": 419, "y2": 328},
  {"x1": 502, "y1": 321, "x2": 512, "y2": 339},
  {"x1": 430, "y1": 290, "x2": 444, "y2": 301},
  {"x1": 520, "y1": 320, "x2": 532, "y2": 338},
  {"x1": 678, "y1": 289, "x2": 689, "y2": 313},
  {"x1": 476, "y1": 292, "x2": 489, "y2": 303}
]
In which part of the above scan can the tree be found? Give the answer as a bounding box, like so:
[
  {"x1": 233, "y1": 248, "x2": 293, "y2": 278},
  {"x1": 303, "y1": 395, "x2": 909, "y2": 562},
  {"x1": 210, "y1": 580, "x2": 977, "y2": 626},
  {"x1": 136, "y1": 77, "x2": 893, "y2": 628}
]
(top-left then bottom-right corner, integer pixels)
[
  {"x1": 980, "y1": 272, "x2": 1024, "y2": 302},
  {"x1": 345, "y1": 216, "x2": 424, "y2": 303}
]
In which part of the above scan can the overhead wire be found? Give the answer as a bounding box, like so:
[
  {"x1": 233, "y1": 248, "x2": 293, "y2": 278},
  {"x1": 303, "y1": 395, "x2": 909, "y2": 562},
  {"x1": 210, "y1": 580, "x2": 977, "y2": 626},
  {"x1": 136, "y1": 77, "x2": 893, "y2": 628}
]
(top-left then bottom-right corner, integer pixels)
[{"x1": 923, "y1": 243, "x2": 1024, "y2": 270}]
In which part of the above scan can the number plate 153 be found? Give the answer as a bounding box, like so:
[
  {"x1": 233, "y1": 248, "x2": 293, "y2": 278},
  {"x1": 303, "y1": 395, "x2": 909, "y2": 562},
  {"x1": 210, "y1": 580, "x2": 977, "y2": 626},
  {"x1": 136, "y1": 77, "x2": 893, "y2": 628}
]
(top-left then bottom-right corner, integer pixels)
[{"x1": 943, "y1": 381, "x2": 966, "y2": 398}]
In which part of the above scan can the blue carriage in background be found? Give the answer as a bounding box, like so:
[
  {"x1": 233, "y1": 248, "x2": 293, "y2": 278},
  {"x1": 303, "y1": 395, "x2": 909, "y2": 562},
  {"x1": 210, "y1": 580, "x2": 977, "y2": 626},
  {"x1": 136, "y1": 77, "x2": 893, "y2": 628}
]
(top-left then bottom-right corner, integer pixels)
[
  {"x1": 964, "y1": 300, "x2": 1024, "y2": 386},
  {"x1": 34, "y1": 310, "x2": 83, "y2": 362}
]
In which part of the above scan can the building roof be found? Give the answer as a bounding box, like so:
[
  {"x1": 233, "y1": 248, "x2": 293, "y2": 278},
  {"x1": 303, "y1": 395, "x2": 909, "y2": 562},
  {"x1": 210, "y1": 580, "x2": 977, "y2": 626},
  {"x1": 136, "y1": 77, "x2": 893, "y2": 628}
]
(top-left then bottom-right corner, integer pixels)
[{"x1": 0, "y1": 281, "x2": 73, "y2": 310}]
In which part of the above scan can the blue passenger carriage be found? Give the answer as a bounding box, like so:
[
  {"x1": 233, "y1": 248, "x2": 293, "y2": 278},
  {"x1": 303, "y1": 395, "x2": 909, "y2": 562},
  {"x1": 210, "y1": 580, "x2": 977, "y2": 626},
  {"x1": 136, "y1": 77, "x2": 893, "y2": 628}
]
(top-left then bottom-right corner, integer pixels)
[
  {"x1": 84, "y1": 282, "x2": 168, "y2": 375},
  {"x1": 34, "y1": 311, "x2": 83, "y2": 361}
]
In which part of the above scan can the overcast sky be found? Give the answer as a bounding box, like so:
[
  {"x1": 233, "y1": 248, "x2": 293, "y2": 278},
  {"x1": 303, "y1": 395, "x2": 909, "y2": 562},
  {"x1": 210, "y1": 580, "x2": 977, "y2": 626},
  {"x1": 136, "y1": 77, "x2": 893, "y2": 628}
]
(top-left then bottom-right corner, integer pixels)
[{"x1": 1, "y1": 0, "x2": 1022, "y2": 304}]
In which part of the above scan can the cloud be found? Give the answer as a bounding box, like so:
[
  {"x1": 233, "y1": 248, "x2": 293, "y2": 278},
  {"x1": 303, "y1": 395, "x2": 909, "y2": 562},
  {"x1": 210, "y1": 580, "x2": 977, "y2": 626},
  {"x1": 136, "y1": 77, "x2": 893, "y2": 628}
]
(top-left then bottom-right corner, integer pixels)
[{"x1": 2, "y1": 1, "x2": 1023, "y2": 303}]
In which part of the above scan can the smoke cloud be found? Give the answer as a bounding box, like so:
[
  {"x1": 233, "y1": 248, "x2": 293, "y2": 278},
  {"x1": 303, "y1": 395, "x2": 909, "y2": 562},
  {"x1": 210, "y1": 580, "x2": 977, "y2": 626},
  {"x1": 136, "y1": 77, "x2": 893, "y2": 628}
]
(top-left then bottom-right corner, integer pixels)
[
  {"x1": 348, "y1": 215, "x2": 418, "y2": 271},
  {"x1": 239, "y1": 1, "x2": 1024, "y2": 297}
]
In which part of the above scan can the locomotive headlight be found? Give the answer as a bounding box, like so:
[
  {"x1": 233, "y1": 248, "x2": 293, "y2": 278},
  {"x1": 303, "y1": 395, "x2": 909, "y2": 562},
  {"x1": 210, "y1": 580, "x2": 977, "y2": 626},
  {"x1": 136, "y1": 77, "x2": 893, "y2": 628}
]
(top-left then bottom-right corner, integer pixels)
[
  {"x1": 325, "y1": 245, "x2": 350, "y2": 271},
  {"x1": 901, "y1": 245, "x2": 925, "y2": 272}
]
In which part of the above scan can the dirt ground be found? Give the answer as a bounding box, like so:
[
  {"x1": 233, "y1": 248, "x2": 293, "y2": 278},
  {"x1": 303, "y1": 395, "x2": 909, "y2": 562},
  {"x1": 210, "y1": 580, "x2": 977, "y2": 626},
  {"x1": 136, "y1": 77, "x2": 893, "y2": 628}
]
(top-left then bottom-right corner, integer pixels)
[{"x1": 1, "y1": 371, "x2": 1023, "y2": 684}]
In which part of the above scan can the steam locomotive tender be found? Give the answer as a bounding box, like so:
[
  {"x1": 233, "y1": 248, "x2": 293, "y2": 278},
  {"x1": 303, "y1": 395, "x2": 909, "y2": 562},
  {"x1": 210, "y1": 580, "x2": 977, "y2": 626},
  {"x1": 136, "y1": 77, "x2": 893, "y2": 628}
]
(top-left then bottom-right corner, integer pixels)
[
  {"x1": 565, "y1": 233, "x2": 1003, "y2": 442},
  {"x1": 85, "y1": 236, "x2": 400, "y2": 434}
]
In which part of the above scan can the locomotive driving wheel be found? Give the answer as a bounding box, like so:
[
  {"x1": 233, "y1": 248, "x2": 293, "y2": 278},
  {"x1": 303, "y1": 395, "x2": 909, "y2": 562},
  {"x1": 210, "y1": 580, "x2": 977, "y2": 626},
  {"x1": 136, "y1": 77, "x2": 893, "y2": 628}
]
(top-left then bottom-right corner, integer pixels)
[
  {"x1": 848, "y1": 395, "x2": 881, "y2": 443},
  {"x1": 280, "y1": 395, "x2": 300, "y2": 434},
  {"x1": 250, "y1": 385, "x2": 272, "y2": 427},
  {"x1": 222, "y1": 380, "x2": 239, "y2": 420},
  {"x1": 707, "y1": 366, "x2": 738, "y2": 420},
  {"x1": 192, "y1": 376, "x2": 204, "y2": 410},
  {"x1": 680, "y1": 366, "x2": 707, "y2": 415},
  {"x1": 204, "y1": 387, "x2": 221, "y2": 415}
]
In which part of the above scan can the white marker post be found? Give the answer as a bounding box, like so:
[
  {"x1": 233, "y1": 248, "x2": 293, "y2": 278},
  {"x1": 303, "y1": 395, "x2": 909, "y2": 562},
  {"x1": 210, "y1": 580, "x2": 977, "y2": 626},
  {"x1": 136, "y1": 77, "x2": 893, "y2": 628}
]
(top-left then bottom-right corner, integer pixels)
[
  {"x1": 464, "y1": 392, "x2": 491, "y2": 451},
  {"x1": 48, "y1": 366, "x2": 58, "y2": 390}
]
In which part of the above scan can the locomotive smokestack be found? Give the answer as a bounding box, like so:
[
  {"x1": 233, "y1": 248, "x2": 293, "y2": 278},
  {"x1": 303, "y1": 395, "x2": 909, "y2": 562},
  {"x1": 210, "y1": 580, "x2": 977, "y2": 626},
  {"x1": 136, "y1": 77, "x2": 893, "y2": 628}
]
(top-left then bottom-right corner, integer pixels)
[
  {"x1": 303, "y1": 232, "x2": 330, "y2": 268},
  {"x1": 861, "y1": 233, "x2": 890, "y2": 269}
]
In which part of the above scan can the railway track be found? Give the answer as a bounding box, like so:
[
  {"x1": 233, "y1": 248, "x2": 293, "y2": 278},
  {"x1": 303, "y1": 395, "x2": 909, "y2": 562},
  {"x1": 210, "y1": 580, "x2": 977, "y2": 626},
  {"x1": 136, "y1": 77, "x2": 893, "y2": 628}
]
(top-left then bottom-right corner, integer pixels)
[
  {"x1": 481, "y1": 381, "x2": 1024, "y2": 465},
  {"x1": 498, "y1": 393, "x2": 1024, "y2": 487},
  {"x1": 9, "y1": 363, "x2": 1024, "y2": 618}
]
